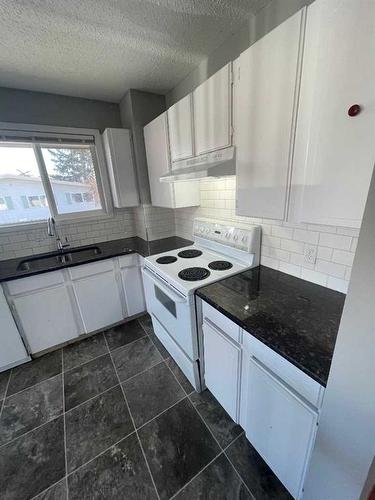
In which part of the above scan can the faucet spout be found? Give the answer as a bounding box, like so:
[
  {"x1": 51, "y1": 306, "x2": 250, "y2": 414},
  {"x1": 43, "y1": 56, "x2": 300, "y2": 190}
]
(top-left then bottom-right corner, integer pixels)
[{"x1": 47, "y1": 217, "x2": 70, "y2": 252}]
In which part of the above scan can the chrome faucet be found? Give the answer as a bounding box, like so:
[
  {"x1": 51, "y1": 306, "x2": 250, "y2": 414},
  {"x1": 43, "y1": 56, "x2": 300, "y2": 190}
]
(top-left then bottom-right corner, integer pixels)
[{"x1": 47, "y1": 217, "x2": 70, "y2": 251}]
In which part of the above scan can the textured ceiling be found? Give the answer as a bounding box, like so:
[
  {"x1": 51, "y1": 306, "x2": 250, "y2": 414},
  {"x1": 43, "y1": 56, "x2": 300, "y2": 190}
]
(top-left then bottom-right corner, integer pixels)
[{"x1": 0, "y1": 0, "x2": 269, "y2": 102}]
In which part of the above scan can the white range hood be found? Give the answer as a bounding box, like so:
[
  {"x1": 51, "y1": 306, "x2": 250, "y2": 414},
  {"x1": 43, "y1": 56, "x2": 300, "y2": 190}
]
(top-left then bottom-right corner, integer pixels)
[{"x1": 160, "y1": 146, "x2": 235, "y2": 182}]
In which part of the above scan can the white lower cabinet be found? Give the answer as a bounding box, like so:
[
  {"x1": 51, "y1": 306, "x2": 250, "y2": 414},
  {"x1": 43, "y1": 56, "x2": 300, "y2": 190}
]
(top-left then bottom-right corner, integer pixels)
[
  {"x1": 5, "y1": 255, "x2": 146, "y2": 355},
  {"x1": 72, "y1": 271, "x2": 123, "y2": 333},
  {"x1": 240, "y1": 352, "x2": 318, "y2": 498},
  {"x1": 121, "y1": 265, "x2": 146, "y2": 317},
  {"x1": 203, "y1": 320, "x2": 241, "y2": 421},
  {"x1": 12, "y1": 284, "x2": 79, "y2": 354},
  {"x1": 200, "y1": 299, "x2": 323, "y2": 499}
]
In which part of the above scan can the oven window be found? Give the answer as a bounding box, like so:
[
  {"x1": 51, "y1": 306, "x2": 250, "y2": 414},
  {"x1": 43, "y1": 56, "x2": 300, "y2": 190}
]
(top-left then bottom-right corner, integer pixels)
[{"x1": 155, "y1": 285, "x2": 176, "y2": 317}]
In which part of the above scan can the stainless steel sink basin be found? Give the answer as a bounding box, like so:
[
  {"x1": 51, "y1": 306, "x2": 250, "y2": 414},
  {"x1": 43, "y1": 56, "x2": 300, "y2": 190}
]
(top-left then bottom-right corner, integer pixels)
[{"x1": 17, "y1": 246, "x2": 102, "y2": 272}]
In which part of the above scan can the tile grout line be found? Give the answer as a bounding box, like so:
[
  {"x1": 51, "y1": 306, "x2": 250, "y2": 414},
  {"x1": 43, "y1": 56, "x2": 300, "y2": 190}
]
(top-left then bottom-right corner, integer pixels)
[
  {"x1": 136, "y1": 395, "x2": 188, "y2": 432},
  {"x1": 0, "y1": 369, "x2": 12, "y2": 420},
  {"x1": 4, "y1": 318, "x2": 150, "y2": 401},
  {"x1": 103, "y1": 333, "x2": 161, "y2": 500},
  {"x1": 168, "y1": 449, "x2": 224, "y2": 500},
  {"x1": 29, "y1": 476, "x2": 68, "y2": 500},
  {"x1": 61, "y1": 349, "x2": 69, "y2": 500},
  {"x1": 187, "y1": 393, "x2": 256, "y2": 500}
]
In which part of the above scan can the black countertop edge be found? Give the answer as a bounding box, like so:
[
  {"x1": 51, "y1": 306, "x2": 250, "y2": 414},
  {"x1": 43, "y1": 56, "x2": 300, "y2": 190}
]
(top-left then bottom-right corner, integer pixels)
[
  {"x1": 196, "y1": 266, "x2": 346, "y2": 387},
  {"x1": 0, "y1": 236, "x2": 193, "y2": 282}
]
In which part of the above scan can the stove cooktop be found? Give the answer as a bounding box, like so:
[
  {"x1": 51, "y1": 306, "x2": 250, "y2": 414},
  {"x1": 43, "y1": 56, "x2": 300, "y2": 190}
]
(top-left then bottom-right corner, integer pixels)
[{"x1": 144, "y1": 244, "x2": 250, "y2": 296}]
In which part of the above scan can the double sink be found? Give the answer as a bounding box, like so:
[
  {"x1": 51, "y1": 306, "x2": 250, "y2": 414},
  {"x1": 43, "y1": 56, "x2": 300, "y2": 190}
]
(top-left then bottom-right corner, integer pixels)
[{"x1": 17, "y1": 246, "x2": 102, "y2": 272}]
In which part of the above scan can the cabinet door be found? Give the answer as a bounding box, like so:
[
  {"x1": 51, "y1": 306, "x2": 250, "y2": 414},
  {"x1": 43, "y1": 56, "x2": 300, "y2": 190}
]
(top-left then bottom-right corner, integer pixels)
[
  {"x1": 0, "y1": 287, "x2": 28, "y2": 370},
  {"x1": 14, "y1": 286, "x2": 79, "y2": 354},
  {"x1": 240, "y1": 354, "x2": 318, "y2": 498},
  {"x1": 102, "y1": 128, "x2": 139, "y2": 208},
  {"x1": 144, "y1": 113, "x2": 175, "y2": 208},
  {"x1": 193, "y1": 64, "x2": 232, "y2": 155},
  {"x1": 235, "y1": 10, "x2": 303, "y2": 220},
  {"x1": 168, "y1": 94, "x2": 194, "y2": 162},
  {"x1": 73, "y1": 271, "x2": 124, "y2": 333},
  {"x1": 290, "y1": 0, "x2": 375, "y2": 228},
  {"x1": 203, "y1": 321, "x2": 240, "y2": 421},
  {"x1": 121, "y1": 266, "x2": 146, "y2": 317}
]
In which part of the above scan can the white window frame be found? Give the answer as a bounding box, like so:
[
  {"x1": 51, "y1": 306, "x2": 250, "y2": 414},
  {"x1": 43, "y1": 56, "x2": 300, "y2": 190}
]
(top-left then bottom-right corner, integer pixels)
[{"x1": 0, "y1": 122, "x2": 114, "y2": 231}]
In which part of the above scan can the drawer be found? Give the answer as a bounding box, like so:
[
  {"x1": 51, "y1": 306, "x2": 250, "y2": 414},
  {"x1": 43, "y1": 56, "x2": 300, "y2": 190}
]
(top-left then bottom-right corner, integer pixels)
[
  {"x1": 69, "y1": 258, "x2": 115, "y2": 280},
  {"x1": 118, "y1": 254, "x2": 139, "y2": 268},
  {"x1": 6, "y1": 270, "x2": 65, "y2": 295},
  {"x1": 242, "y1": 333, "x2": 324, "y2": 408},
  {"x1": 202, "y1": 301, "x2": 241, "y2": 343}
]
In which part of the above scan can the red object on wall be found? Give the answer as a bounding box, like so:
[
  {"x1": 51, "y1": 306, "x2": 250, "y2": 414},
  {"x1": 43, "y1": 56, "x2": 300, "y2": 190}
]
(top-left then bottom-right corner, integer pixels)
[{"x1": 348, "y1": 104, "x2": 361, "y2": 117}]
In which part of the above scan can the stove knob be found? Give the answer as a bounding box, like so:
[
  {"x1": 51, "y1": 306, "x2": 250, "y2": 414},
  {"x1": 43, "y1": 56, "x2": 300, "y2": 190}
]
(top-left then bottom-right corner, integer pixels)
[
  {"x1": 233, "y1": 234, "x2": 238, "y2": 241},
  {"x1": 225, "y1": 232, "x2": 230, "y2": 238},
  {"x1": 242, "y1": 235, "x2": 248, "y2": 242}
]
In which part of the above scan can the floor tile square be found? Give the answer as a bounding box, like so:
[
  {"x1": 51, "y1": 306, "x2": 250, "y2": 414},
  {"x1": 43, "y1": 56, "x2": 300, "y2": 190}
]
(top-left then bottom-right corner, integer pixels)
[
  {"x1": 138, "y1": 398, "x2": 220, "y2": 499},
  {"x1": 64, "y1": 354, "x2": 117, "y2": 411},
  {"x1": 68, "y1": 433, "x2": 157, "y2": 500},
  {"x1": 189, "y1": 390, "x2": 243, "y2": 448},
  {"x1": 63, "y1": 333, "x2": 108, "y2": 371},
  {"x1": 0, "y1": 374, "x2": 63, "y2": 445},
  {"x1": 174, "y1": 453, "x2": 252, "y2": 500},
  {"x1": 104, "y1": 319, "x2": 146, "y2": 351},
  {"x1": 226, "y1": 434, "x2": 292, "y2": 499},
  {"x1": 33, "y1": 480, "x2": 66, "y2": 500},
  {"x1": 112, "y1": 337, "x2": 162, "y2": 382},
  {"x1": 66, "y1": 385, "x2": 134, "y2": 472},
  {"x1": 123, "y1": 362, "x2": 185, "y2": 427},
  {"x1": 7, "y1": 350, "x2": 62, "y2": 397},
  {"x1": 165, "y1": 357, "x2": 194, "y2": 394},
  {"x1": 149, "y1": 332, "x2": 170, "y2": 359},
  {"x1": 138, "y1": 314, "x2": 153, "y2": 335},
  {"x1": 0, "y1": 416, "x2": 65, "y2": 500},
  {"x1": 0, "y1": 370, "x2": 10, "y2": 400}
]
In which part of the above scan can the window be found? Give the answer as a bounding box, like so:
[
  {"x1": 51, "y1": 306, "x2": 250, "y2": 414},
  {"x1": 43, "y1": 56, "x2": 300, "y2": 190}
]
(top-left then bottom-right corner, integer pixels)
[{"x1": 0, "y1": 127, "x2": 107, "y2": 226}]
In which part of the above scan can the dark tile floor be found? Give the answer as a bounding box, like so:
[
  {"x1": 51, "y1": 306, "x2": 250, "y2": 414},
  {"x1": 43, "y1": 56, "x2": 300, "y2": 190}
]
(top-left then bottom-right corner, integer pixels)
[{"x1": 0, "y1": 314, "x2": 292, "y2": 500}]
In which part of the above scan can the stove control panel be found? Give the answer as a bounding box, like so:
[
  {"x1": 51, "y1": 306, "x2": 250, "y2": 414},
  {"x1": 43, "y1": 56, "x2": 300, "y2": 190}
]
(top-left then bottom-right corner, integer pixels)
[{"x1": 193, "y1": 218, "x2": 260, "y2": 253}]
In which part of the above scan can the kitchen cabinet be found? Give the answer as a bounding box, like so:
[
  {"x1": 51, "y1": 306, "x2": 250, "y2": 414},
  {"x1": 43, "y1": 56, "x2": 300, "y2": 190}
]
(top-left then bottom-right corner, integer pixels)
[
  {"x1": 235, "y1": 10, "x2": 304, "y2": 220},
  {"x1": 144, "y1": 112, "x2": 200, "y2": 208},
  {"x1": 0, "y1": 286, "x2": 29, "y2": 371},
  {"x1": 289, "y1": 0, "x2": 375, "y2": 228},
  {"x1": 193, "y1": 63, "x2": 232, "y2": 155},
  {"x1": 5, "y1": 254, "x2": 147, "y2": 354},
  {"x1": 70, "y1": 260, "x2": 124, "y2": 334},
  {"x1": 203, "y1": 320, "x2": 241, "y2": 421},
  {"x1": 102, "y1": 128, "x2": 139, "y2": 208},
  {"x1": 167, "y1": 94, "x2": 194, "y2": 162},
  {"x1": 119, "y1": 254, "x2": 146, "y2": 317},
  {"x1": 199, "y1": 298, "x2": 324, "y2": 499},
  {"x1": 241, "y1": 351, "x2": 318, "y2": 499},
  {"x1": 7, "y1": 271, "x2": 80, "y2": 354}
]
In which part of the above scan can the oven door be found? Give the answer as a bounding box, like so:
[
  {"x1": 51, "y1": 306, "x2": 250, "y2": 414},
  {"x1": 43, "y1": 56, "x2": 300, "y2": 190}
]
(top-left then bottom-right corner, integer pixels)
[{"x1": 142, "y1": 267, "x2": 198, "y2": 360}]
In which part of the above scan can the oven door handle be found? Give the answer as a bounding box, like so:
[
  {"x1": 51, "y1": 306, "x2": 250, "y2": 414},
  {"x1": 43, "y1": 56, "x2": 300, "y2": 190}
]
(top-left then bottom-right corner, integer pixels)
[{"x1": 142, "y1": 267, "x2": 187, "y2": 304}]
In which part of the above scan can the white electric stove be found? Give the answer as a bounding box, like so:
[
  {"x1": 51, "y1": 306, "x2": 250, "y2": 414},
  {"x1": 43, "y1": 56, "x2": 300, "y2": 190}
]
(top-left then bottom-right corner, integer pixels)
[{"x1": 142, "y1": 218, "x2": 261, "y2": 391}]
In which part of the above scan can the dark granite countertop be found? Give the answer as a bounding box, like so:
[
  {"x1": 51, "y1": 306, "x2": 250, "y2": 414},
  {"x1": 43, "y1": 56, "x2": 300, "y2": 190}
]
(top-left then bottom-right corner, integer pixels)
[
  {"x1": 196, "y1": 266, "x2": 346, "y2": 386},
  {"x1": 0, "y1": 236, "x2": 192, "y2": 282}
]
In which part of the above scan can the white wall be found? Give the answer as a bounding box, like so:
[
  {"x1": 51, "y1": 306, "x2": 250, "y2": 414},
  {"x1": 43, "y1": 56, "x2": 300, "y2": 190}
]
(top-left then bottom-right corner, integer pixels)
[
  {"x1": 174, "y1": 177, "x2": 359, "y2": 293},
  {"x1": 303, "y1": 166, "x2": 375, "y2": 500}
]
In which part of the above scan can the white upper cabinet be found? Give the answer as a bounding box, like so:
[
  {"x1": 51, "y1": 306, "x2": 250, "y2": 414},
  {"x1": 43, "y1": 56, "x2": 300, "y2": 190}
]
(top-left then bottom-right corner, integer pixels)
[
  {"x1": 102, "y1": 128, "x2": 139, "y2": 208},
  {"x1": 167, "y1": 94, "x2": 194, "y2": 162},
  {"x1": 289, "y1": 0, "x2": 375, "y2": 228},
  {"x1": 144, "y1": 112, "x2": 200, "y2": 208},
  {"x1": 193, "y1": 63, "x2": 232, "y2": 155},
  {"x1": 235, "y1": 10, "x2": 304, "y2": 220}
]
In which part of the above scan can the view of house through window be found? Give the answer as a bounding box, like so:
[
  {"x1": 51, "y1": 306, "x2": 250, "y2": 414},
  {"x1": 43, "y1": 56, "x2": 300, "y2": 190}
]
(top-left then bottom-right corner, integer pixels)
[{"x1": 0, "y1": 141, "x2": 102, "y2": 225}]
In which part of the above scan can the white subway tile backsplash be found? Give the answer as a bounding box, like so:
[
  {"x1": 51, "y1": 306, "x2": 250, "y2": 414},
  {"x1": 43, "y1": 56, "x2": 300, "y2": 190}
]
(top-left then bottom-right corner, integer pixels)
[
  {"x1": 294, "y1": 229, "x2": 319, "y2": 244},
  {"x1": 301, "y1": 269, "x2": 328, "y2": 287},
  {"x1": 319, "y1": 233, "x2": 352, "y2": 250},
  {"x1": 332, "y1": 249, "x2": 355, "y2": 267},
  {"x1": 280, "y1": 239, "x2": 304, "y2": 254},
  {"x1": 315, "y1": 259, "x2": 346, "y2": 279},
  {"x1": 174, "y1": 177, "x2": 358, "y2": 294}
]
